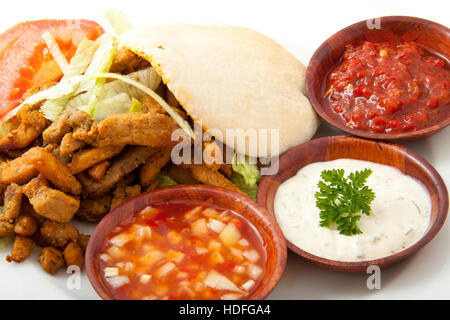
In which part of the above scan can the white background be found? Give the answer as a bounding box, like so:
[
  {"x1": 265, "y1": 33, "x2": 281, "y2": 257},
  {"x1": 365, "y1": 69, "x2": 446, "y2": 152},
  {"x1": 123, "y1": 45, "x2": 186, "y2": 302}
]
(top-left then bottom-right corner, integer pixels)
[{"x1": 0, "y1": 0, "x2": 448, "y2": 299}]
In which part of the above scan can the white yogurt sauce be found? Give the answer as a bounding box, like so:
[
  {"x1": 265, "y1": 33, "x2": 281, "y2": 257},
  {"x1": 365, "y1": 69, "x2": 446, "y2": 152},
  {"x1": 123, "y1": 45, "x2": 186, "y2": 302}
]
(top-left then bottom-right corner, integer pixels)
[{"x1": 274, "y1": 159, "x2": 431, "y2": 262}]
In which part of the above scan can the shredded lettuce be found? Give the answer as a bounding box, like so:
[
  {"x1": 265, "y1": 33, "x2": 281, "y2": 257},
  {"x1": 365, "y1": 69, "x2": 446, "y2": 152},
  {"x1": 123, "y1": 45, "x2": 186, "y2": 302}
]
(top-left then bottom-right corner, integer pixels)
[
  {"x1": 66, "y1": 67, "x2": 161, "y2": 109},
  {"x1": 88, "y1": 72, "x2": 195, "y2": 139},
  {"x1": 64, "y1": 38, "x2": 99, "y2": 78},
  {"x1": 230, "y1": 172, "x2": 258, "y2": 200},
  {"x1": 104, "y1": 8, "x2": 133, "y2": 35},
  {"x1": 129, "y1": 98, "x2": 143, "y2": 113},
  {"x1": 40, "y1": 38, "x2": 100, "y2": 121},
  {"x1": 93, "y1": 93, "x2": 132, "y2": 120},
  {"x1": 84, "y1": 34, "x2": 116, "y2": 117},
  {"x1": 232, "y1": 153, "x2": 260, "y2": 187},
  {"x1": 156, "y1": 173, "x2": 178, "y2": 187},
  {"x1": 42, "y1": 31, "x2": 69, "y2": 74}
]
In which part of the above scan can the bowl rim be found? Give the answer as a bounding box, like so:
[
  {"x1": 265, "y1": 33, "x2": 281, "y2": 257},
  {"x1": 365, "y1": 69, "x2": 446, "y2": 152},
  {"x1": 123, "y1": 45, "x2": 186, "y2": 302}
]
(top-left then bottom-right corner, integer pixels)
[
  {"x1": 86, "y1": 184, "x2": 288, "y2": 300},
  {"x1": 306, "y1": 15, "x2": 450, "y2": 141},
  {"x1": 257, "y1": 135, "x2": 449, "y2": 272}
]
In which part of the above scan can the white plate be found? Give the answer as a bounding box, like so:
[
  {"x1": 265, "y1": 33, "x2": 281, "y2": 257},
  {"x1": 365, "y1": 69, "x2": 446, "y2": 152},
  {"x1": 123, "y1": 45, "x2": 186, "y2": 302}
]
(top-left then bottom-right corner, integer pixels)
[{"x1": 0, "y1": 0, "x2": 448, "y2": 300}]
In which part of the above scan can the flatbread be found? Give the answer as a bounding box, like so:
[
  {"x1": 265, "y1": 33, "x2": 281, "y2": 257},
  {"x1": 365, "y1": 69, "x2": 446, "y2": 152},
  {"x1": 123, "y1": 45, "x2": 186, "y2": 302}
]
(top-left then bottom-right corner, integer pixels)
[{"x1": 120, "y1": 24, "x2": 319, "y2": 158}]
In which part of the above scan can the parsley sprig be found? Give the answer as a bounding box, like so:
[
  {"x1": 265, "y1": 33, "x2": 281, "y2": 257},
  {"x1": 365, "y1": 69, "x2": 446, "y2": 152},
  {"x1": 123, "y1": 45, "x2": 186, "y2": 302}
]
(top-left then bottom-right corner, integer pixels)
[{"x1": 315, "y1": 168, "x2": 375, "y2": 236}]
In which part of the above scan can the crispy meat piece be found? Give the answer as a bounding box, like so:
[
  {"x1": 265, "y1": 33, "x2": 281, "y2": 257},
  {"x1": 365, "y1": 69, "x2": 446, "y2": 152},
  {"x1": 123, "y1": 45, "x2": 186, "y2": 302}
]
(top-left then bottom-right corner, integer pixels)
[
  {"x1": 76, "y1": 195, "x2": 112, "y2": 223},
  {"x1": 111, "y1": 184, "x2": 141, "y2": 209},
  {"x1": 0, "y1": 183, "x2": 22, "y2": 223},
  {"x1": 68, "y1": 145, "x2": 124, "y2": 174},
  {"x1": 219, "y1": 164, "x2": 233, "y2": 177},
  {"x1": 60, "y1": 133, "x2": 85, "y2": 156},
  {"x1": 0, "y1": 157, "x2": 37, "y2": 185},
  {"x1": 167, "y1": 165, "x2": 200, "y2": 185},
  {"x1": 203, "y1": 141, "x2": 223, "y2": 171},
  {"x1": 39, "y1": 220, "x2": 79, "y2": 248},
  {"x1": 6, "y1": 236, "x2": 35, "y2": 263},
  {"x1": 145, "y1": 179, "x2": 160, "y2": 191},
  {"x1": 23, "y1": 176, "x2": 80, "y2": 223},
  {"x1": 63, "y1": 242, "x2": 84, "y2": 270},
  {"x1": 182, "y1": 164, "x2": 245, "y2": 194},
  {"x1": 0, "y1": 222, "x2": 14, "y2": 237},
  {"x1": 23, "y1": 147, "x2": 81, "y2": 195},
  {"x1": 74, "y1": 113, "x2": 178, "y2": 148},
  {"x1": 78, "y1": 146, "x2": 156, "y2": 198},
  {"x1": 87, "y1": 161, "x2": 110, "y2": 182},
  {"x1": 0, "y1": 104, "x2": 49, "y2": 150},
  {"x1": 78, "y1": 234, "x2": 90, "y2": 252},
  {"x1": 42, "y1": 108, "x2": 92, "y2": 145},
  {"x1": 140, "y1": 94, "x2": 166, "y2": 114},
  {"x1": 38, "y1": 247, "x2": 64, "y2": 275},
  {"x1": 140, "y1": 147, "x2": 172, "y2": 187},
  {"x1": 14, "y1": 215, "x2": 39, "y2": 236},
  {"x1": 109, "y1": 48, "x2": 150, "y2": 74}
]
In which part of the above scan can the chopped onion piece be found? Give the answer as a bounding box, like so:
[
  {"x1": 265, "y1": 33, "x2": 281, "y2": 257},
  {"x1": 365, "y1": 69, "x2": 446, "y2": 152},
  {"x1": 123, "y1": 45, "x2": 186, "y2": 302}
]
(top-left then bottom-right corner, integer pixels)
[
  {"x1": 139, "y1": 206, "x2": 159, "y2": 219},
  {"x1": 202, "y1": 208, "x2": 220, "y2": 219},
  {"x1": 191, "y1": 218, "x2": 208, "y2": 237},
  {"x1": 195, "y1": 247, "x2": 208, "y2": 255},
  {"x1": 221, "y1": 293, "x2": 243, "y2": 300},
  {"x1": 241, "y1": 279, "x2": 255, "y2": 291},
  {"x1": 106, "y1": 275, "x2": 129, "y2": 288},
  {"x1": 238, "y1": 238, "x2": 250, "y2": 247},
  {"x1": 184, "y1": 206, "x2": 202, "y2": 220},
  {"x1": 138, "y1": 249, "x2": 165, "y2": 266},
  {"x1": 99, "y1": 253, "x2": 110, "y2": 262},
  {"x1": 167, "y1": 250, "x2": 185, "y2": 263},
  {"x1": 219, "y1": 223, "x2": 241, "y2": 246},
  {"x1": 204, "y1": 270, "x2": 243, "y2": 293},
  {"x1": 230, "y1": 247, "x2": 243, "y2": 260},
  {"x1": 155, "y1": 262, "x2": 176, "y2": 278},
  {"x1": 110, "y1": 233, "x2": 132, "y2": 247},
  {"x1": 140, "y1": 274, "x2": 152, "y2": 284},
  {"x1": 141, "y1": 296, "x2": 157, "y2": 300},
  {"x1": 243, "y1": 250, "x2": 260, "y2": 263},
  {"x1": 210, "y1": 252, "x2": 225, "y2": 264},
  {"x1": 233, "y1": 265, "x2": 245, "y2": 274},
  {"x1": 246, "y1": 263, "x2": 263, "y2": 280},
  {"x1": 207, "y1": 218, "x2": 226, "y2": 233},
  {"x1": 129, "y1": 224, "x2": 152, "y2": 240},
  {"x1": 104, "y1": 267, "x2": 119, "y2": 277},
  {"x1": 106, "y1": 245, "x2": 127, "y2": 259},
  {"x1": 208, "y1": 240, "x2": 222, "y2": 251}
]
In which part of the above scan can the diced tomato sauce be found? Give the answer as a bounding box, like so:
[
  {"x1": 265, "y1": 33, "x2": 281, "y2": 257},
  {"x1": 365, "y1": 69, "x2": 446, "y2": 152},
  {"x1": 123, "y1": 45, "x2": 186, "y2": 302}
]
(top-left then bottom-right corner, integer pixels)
[
  {"x1": 96, "y1": 201, "x2": 267, "y2": 300},
  {"x1": 325, "y1": 41, "x2": 450, "y2": 133}
]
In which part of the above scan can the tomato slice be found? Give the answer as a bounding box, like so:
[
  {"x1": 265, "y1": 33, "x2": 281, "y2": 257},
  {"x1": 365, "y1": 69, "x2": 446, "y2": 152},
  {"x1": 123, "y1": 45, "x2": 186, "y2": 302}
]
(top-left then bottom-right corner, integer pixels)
[{"x1": 0, "y1": 19, "x2": 104, "y2": 119}]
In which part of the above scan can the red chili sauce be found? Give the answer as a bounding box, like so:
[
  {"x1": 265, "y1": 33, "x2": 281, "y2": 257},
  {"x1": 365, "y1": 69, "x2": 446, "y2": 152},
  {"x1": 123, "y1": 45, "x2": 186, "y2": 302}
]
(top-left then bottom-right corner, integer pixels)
[
  {"x1": 96, "y1": 201, "x2": 267, "y2": 300},
  {"x1": 325, "y1": 41, "x2": 449, "y2": 133}
]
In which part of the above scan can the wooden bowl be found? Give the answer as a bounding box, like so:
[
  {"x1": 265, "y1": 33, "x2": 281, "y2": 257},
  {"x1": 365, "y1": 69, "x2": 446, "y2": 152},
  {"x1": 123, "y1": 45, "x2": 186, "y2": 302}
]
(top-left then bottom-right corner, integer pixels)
[
  {"x1": 257, "y1": 136, "x2": 448, "y2": 273},
  {"x1": 86, "y1": 185, "x2": 287, "y2": 300},
  {"x1": 306, "y1": 16, "x2": 450, "y2": 141}
]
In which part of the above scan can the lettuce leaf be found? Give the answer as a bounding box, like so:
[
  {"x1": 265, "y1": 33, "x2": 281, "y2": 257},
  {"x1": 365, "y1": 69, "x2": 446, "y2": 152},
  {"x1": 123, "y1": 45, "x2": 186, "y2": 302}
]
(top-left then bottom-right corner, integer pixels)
[
  {"x1": 104, "y1": 9, "x2": 133, "y2": 35},
  {"x1": 156, "y1": 174, "x2": 178, "y2": 187},
  {"x1": 230, "y1": 172, "x2": 258, "y2": 200},
  {"x1": 42, "y1": 31, "x2": 69, "y2": 74},
  {"x1": 232, "y1": 153, "x2": 260, "y2": 187},
  {"x1": 129, "y1": 98, "x2": 143, "y2": 113}
]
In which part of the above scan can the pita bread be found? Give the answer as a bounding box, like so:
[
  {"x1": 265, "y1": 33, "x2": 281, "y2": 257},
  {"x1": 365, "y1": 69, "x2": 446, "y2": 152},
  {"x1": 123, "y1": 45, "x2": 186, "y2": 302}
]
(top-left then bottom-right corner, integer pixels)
[{"x1": 120, "y1": 24, "x2": 319, "y2": 158}]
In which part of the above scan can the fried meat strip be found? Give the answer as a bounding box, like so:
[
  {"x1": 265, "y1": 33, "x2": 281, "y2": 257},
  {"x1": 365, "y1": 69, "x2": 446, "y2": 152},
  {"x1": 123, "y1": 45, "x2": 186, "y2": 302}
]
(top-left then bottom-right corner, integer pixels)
[
  {"x1": 76, "y1": 195, "x2": 112, "y2": 223},
  {"x1": 6, "y1": 236, "x2": 35, "y2": 263},
  {"x1": 60, "y1": 133, "x2": 85, "y2": 155},
  {"x1": 0, "y1": 104, "x2": 49, "y2": 150},
  {"x1": 23, "y1": 147, "x2": 81, "y2": 195},
  {"x1": 0, "y1": 222, "x2": 14, "y2": 237},
  {"x1": 74, "y1": 113, "x2": 178, "y2": 148},
  {"x1": 78, "y1": 234, "x2": 90, "y2": 252},
  {"x1": 39, "y1": 220, "x2": 79, "y2": 248},
  {"x1": 0, "y1": 183, "x2": 22, "y2": 223},
  {"x1": 182, "y1": 164, "x2": 245, "y2": 194},
  {"x1": 14, "y1": 215, "x2": 39, "y2": 237},
  {"x1": 22, "y1": 176, "x2": 80, "y2": 223},
  {"x1": 109, "y1": 48, "x2": 150, "y2": 74},
  {"x1": 38, "y1": 247, "x2": 64, "y2": 275},
  {"x1": 140, "y1": 94, "x2": 166, "y2": 114},
  {"x1": 42, "y1": 108, "x2": 92, "y2": 145},
  {"x1": 63, "y1": 242, "x2": 84, "y2": 270},
  {"x1": 111, "y1": 184, "x2": 141, "y2": 209},
  {"x1": 0, "y1": 157, "x2": 37, "y2": 185},
  {"x1": 87, "y1": 161, "x2": 110, "y2": 182},
  {"x1": 68, "y1": 145, "x2": 124, "y2": 174},
  {"x1": 78, "y1": 146, "x2": 156, "y2": 198},
  {"x1": 167, "y1": 165, "x2": 199, "y2": 185},
  {"x1": 140, "y1": 147, "x2": 172, "y2": 187}
]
